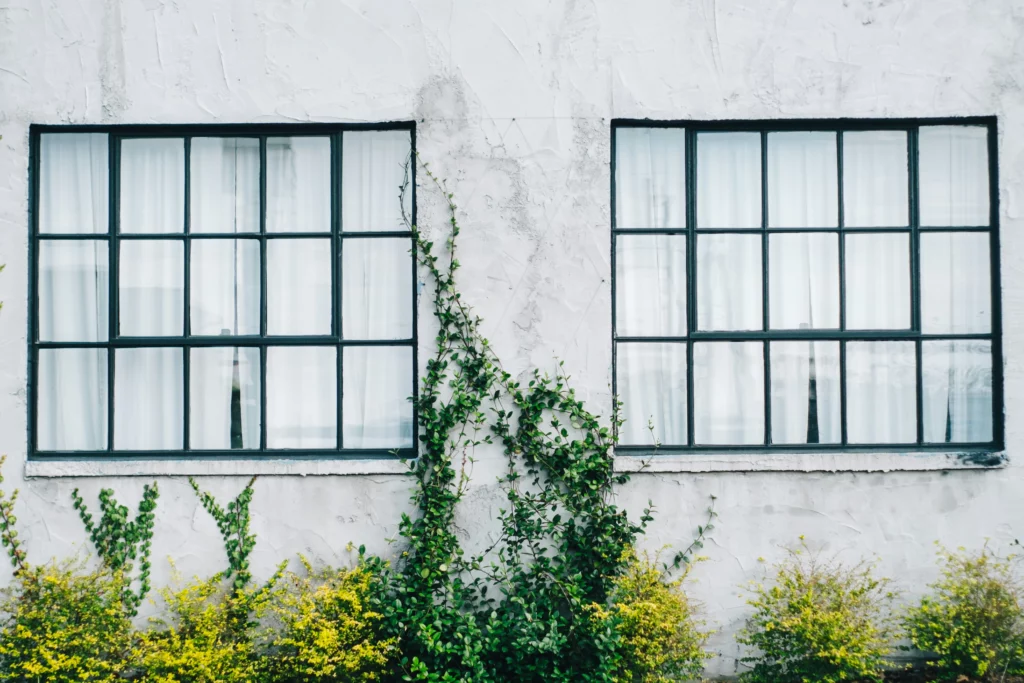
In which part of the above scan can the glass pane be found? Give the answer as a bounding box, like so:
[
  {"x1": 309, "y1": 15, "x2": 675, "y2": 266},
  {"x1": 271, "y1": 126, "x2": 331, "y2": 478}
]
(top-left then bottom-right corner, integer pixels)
[
  {"x1": 921, "y1": 232, "x2": 991, "y2": 334},
  {"x1": 697, "y1": 132, "x2": 761, "y2": 228},
  {"x1": 767, "y1": 132, "x2": 838, "y2": 228},
  {"x1": 615, "y1": 235, "x2": 687, "y2": 337},
  {"x1": 120, "y1": 138, "x2": 185, "y2": 234},
  {"x1": 615, "y1": 128, "x2": 686, "y2": 228},
  {"x1": 119, "y1": 240, "x2": 184, "y2": 336},
  {"x1": 190, "y1": 347, "x2": 261, "y2": 450},
  {"x1": 844, "y1": 233, "x2": 910, "y2": 330},
  {"x1": 770, "y1": 341, "x2": 840, "y2": 445},
  {"x1": 769, "y1": 233, "x2": 839, "y2": 330},
  {"x1": 266, "y1": 346, "x2": 336, "y2": 449},
  {"x1": 923, "y1": 341, "x2": 992, "y2": 444},
  {"x1": 342, "y1": 131, "x2": 412, "y2": 232},
  {"x1": 846, "y1": 341, "x2": 916, "y2": 444},
  {"x1": 693, "y1": 342, "x2": 764, "y2": 445},
  {"x1": 267, "y1": 239, "x2": 331, "y2": 335},
  {"x1": 114, "y1": 347, "x2": 183, "y2": 450},
  {"x1": 617, "y1": 343, "x2": 687, "y2": 446},
  {"x1": 267, "y1": 136, "x2": 331, "y2": 233},
  {"x1": 697, "y1": 234, "x2": 762, "y2": 331},
  {"x1": 920, "y1": 126, "x2": 990, "y2": 226},
  {"x1": 39, "y1": 133, "x2": 108, "y2": 234},
  {"x1": 190, "y1": 138, "x2": 260, "y2": 234},
  {"x1": 342, "y1": 238, "x2": 413, "y2": 340},
  {"x1": 39, "y1": 240, "x2": 109, "y2": 341},
  {"x1": 843, "y1": 130, "x2": 909, "y2": 227},
  {"x1": 343, "y1": 346, "x2": 413, "y2": 449},
  {"x1": 190, "y1": 239, "x2": 260, "y2": 336},
  {"x1": 38, "y1": 349, "x2": 107, "y2": 451}
]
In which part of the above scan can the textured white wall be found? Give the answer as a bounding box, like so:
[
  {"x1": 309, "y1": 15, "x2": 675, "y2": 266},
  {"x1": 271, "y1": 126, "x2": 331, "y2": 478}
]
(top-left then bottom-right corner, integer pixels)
[{"x1": 2, "y1": 0, "x2": 1024, "y2": 675}]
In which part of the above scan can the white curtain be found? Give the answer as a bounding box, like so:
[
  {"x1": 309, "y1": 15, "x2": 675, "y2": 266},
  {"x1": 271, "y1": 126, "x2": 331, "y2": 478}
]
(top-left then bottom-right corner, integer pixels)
[
  {"x1": 266, "y1": 346, "x2": 336, "y2": 449},
  {"x1": 342, "y1": 131, "x2": 412, "y2": 232},
  {"x1": 342, "y1": 238, "x2": 413, "y2": 340},
  {"x1": 697, "y1": 132, "x2": 761, "y2": 228},
  {"x1": 919, "y1": 126, "x2": 990, "y2": 227},
  {"x1": 119, "y1": 240, "x2": 184, "y2": 336},
  {"x1": 769, "y1": 233, "x2": 838, "y2": 330},
  {"x1": 266, "y1": 238, "x2": 331, "y2": 335},
  {"x1": 343, "y1": 346, "x2": 413, "y2": 449},
  {"x1": 38, "y1": 349, "x2": 107, "y2": 451},
  {"x1": 922, "y1": 341, "x2": 992, "y2": 443},
  {"x1": 114, "y1": 348, "x2": 183, "y2": 450},
  {"x1": 190, "y1": 347, "x2": 260, "y2": 449},
  {"x1": 615, "y1": 235, "x2": 687, "y2": 337},
  {"x1": 39, "y1": 133, "x2": 108, "y2": 234},
  {"x1": 697, "y1": 234, "x2": 761, "y2": 331},
  {"x1": 845, "y1": 233, "x2": 910, "y2": 330},
  {"x1": 615, "y1": 128, "x2": 686, "y2": 229},
  {"x1": 771, "y1": 341, "x2": 841, "y2": 444},
  {"x1": 847, "y1": 341, "x2": 916, "y2": 444},
  {"x1": 843, "y1": 131, "x2": 908, "y2": 227},
  {"x1": 768, "y1": 132, "x2": 838, "y2": 228},
  {"x1": 39, "y1": 240, "x2": 108, "y2": 342},
  {"x1": 617, "y1": 343, "x2": 686, "y2": 446},
  {"x1": 267, "y1": 137, "x2": 331, "y2": 233},
  {"x1": 190, "y1": 138, "x2": 259, "y2": 233},
  {"x1": 693, "y1": 342, "x2": 764, "y2": 445},
  {"x1": 120, "y1": 138, "x2": 184, "y2": 234},
  {"x1": 921, "y1": 232, "x2": 991, "y2": 334}
]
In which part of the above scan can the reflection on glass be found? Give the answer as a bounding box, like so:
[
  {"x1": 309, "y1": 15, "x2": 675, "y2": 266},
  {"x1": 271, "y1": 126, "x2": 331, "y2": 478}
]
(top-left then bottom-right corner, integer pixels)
[
  {"x1": 39, "y1": 133, "x2": 109, "y2": 234},
  {"x1": 114, "y1": 347, "x2": 183, "y2": 450},
  {"x1": 190, "y1": 138, "x2": 260, "y2": 234},
  {"x1": 190, "y1": 347, "x2": 261, "y2": 450},
  {"x1": 697, "y1": 234, "x2": 762, "y2": 331},
  {"x1": 343, "y1": 346, "x2": 414, "y2": 449},
  {"x1": 119, "y1": 240, "x2": 184, "y2": 336},
  {"x1": 615, "y1": 128, "x2": 686, "y2": 228},
  {"x1": 342, "y1": 131, "x2": 412, "y2": 232},
  {"x1": 842, "y1": 130, "x2": 909, "y2": 227},
  {"x1": 769, "y1": 233, "x2": 839, "y2": 330},
  {"x1": 39, "y1": 240, "x2": 109, "y2": 342},
  {"x1": 267, "y1": 239, "x2": 331, "y2": 335},
  {"x1": 920, "y1": 232, "x2": 991, "y2": 334},
  {"x1": 191, "y1": 239, "x2": 260, "y2": 336},
  {"x1": 267, "y1": 137, "x2": 331, "y2": 233},
  {"x1": 844, "y1": 233, "x2": 910, "y2": 330},
  {"x1": 693, "y1": 342, "x2": 764, "y2": 445},
  {"x1": 615, "y1": 235, "x2": 687, "y2": 337},
  {"x1": 919, "y1": 126, "x2": 990, "y2": 226},
  {"x1": 617, "y1": 343, "x2": 687, "y2": 446},
  {"x1": 697, "y1": 132, "x2": 761, "y2": 228},
  {"x1": 266, "y1": 346, "x2": 336, "y2": 449},
  {"x1": 770, "y1": 341, "x2": 840, "y2": 444},
  {"x1": 846, "y1": 341, "x2": 916, "y2": 444},
  {"x1": 767, "y1": 132, "x2": 838, "y2": 228},
  {"x1": 38, "y1": 349, "x2": 108, "y2": 451},
  {"x1": 923, "y1": 341, "x2": 992, "y2": 444},
  {"x1": 342, "y1": 238, "x2": 413, "y2": 340},
  {"x1": 120, "y1": 138, "x2": 185, "y2": 234}
]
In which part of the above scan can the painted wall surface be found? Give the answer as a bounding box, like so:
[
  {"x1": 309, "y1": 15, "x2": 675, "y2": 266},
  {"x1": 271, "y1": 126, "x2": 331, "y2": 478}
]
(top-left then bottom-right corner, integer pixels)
[{"x1": 2, "y1": 0, "x2": 1024, "y2": 675}]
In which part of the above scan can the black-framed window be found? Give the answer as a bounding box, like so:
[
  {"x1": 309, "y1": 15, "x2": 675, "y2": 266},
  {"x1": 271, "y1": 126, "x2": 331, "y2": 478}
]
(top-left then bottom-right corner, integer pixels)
[
  {"x1": 29, "y1": 123, "x2": 417, "y2": 459},
  {"x1": 612, "y1": 118, "x2": 1002, "y2": 451}
]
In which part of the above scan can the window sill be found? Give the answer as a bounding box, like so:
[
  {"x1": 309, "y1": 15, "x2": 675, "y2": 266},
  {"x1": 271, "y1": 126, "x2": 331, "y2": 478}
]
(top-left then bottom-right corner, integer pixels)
[
  {"x1": 24, "y1": 458, "x2": 412, "y2": 478},
  {"x1": 613, "y1": 450, "x2": 1007, "y2": 474}
]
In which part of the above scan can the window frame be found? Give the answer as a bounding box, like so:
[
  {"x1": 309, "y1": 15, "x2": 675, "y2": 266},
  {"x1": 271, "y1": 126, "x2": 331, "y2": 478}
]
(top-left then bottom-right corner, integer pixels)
[
  {"x1": 28, "y1": 122, "x2": 418, "y2": 462},
  {"x1": 611, "y1": 117, "x2": 1003, "y2": 454}
]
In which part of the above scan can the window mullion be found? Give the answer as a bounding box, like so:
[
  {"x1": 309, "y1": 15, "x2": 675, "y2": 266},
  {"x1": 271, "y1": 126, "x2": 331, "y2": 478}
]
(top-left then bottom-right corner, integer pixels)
[
  {"x1": 685, "y1": 128, "x2": 696, "y2": 447},
  {"x1": 760, "y1": 130, "x2": 770, "y2": 446},
  {"x1": 183, "y1": 137, "x2": 191, "y2": 451},
  {"x1": 259, "y1": 135, "x2": 268, "y2": 451},
  {"x1": 335, "y1": 132, "x2": 344, "y2": 450},
  {"x1": 107, "y1": 135, "x2": 119, "y2": 453},
  {"x1": 838, "y1": 131, "x2": 848, "y2": 445},
  {"x1": 910, "y1": 127, "x2": 925, "y2": 445}
]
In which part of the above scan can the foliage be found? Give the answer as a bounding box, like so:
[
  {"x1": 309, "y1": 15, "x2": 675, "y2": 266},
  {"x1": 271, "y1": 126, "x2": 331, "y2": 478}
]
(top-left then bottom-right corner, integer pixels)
[
  {"x1": 592, "y1": 551, "x2": 712, "y2": 683},
  {"x1": 72, "y1": 482, "x2": 159, "y2": 615},
  {"x1": 738, "y1": 539, "x2": 896, "y2": 683},
  {"x1": 0, "y1": 561, "x2": 132, "y2": 683},
  {"x1": 188, "y1": 477, "x2": 258, "y2": 594},
  {"x1": 264, "y1": 555, "x2": 397, "y2": 682},
  {"x1": 904, "y1": 545, "x2": 1024, "y2": 681},
  {"x1": 0, "y1": 456, "x2": 26, "y2": 575}
]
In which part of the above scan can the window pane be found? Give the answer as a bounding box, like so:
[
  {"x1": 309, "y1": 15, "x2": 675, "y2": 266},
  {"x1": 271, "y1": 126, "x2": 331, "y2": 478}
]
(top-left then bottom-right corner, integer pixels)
[
  {"x1": 768, "y1": 233, "x2": 839, "y2": 330},
  {"x1": 921, "y1": 232, "x2": 991, "y2": 334},
  {"x1": 767, "y1": 132, "x2": 838, "y2": 228},
  {"x1": 342, "y1": 238, "x2": 413, "y2": 340},
  {"x1": 923, "y1": 341, "x2": 992, "y2": 444},
  {"x1": 39, "y1": 133, "x2": 108, "y2": 234},
  {"x1": 615, "y1": 235, "x2": 687, "y2": 337},
  {"x1": 846, "y1": 341, "x2": 916, "y2": 444},
  {"x1": 343, "y1": 346, "x2": 413, "y2": 449},
  {"x1": 615, "y1": 128, "x2": 686, "y2": 228},
  {"x1": 267, "y1": 238, "x2": 331, "y2": 335},
  {"x1": 843, "y1": 130, "x2": 908, "y2": 227},
  {"x1": 267, "y1": 136, "x2": 331, "y2": 233},
  {"x1": 617, "y1": 343, "x2": 687, "y2": 446},
  {"x1": 342, "y1": 131, "x2": 412, "y2": 232},
  {"x1": 190, "y1": 347, "x2": 261, "y2": 450},
  {"x1": 697, "y1": 234, "x2": 762, "y2": 331},
  {"x1": 267, "y1": 346, "x2": 336, "y2": 448},
  {"x1": 39, "y1": 240, "x2": 109, "y2": 341},
  {"x1": 120, "y1": 138, "x2": 185, "y2": 234},
  {"x1": 114, "y1": 347, "x2": 183, "y2": 450},
  {"x1": 38, "y1": 349, "x2": 107, "y2": 451},
  {"x1": 770, "y1": 341, "x2": 840, "y2": 445},
  {"x1": 920, "y1": 126, "x2": 989, "y2": 226},
  {"x1": 190, "y1": 138, "x2": 259, "y2": 234},
  {"x1": 693, "y1": 342, "x2": 764, "y2": 445},
  {"x1": 190, "y1": 239, "x2": 260, "y2": 336},
  {"x1": 844, "y1": 233, "x2": 910, "y2": 330},
  {"x1": 119, "y1": 239, "x2": 184, "y2": 336},
  {"x1": 697, "y1": 132, "x2": 761, "y2": 228}
]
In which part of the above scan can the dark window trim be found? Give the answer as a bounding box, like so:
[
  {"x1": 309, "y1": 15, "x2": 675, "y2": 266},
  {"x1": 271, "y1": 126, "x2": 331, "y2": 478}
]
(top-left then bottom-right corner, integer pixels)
[
  {"x1": 28, "y1": 122, "x2": 418, "y2": 462},
  {"x1": 610, "y1": 116, "x2": 1003, "y2": 454}
]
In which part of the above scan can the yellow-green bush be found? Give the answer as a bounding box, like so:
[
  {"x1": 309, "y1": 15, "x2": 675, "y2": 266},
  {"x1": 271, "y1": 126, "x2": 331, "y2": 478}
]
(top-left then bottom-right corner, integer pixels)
[
  {"x1": 737, "y1": 541, "x2": 896, "y2": 683},
  {"x1": 904, "y1": 545, "x2": 1024, "y2": 681},
  {"x1": 0, "y1": 561, "x2": 132, "y2": 683},
  {"x1": 592, "y1": 551, "x2": 711, "y2": 683},
  {"x1": 264, "y1": 558, "x2": 397, "y2": 682}
]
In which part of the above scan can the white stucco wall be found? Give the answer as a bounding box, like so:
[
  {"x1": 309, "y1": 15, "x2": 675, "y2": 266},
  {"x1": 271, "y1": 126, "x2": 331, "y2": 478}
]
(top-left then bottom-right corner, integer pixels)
[{"x1": 2, "y1": 0, "x2": 1024, "y2": 676}]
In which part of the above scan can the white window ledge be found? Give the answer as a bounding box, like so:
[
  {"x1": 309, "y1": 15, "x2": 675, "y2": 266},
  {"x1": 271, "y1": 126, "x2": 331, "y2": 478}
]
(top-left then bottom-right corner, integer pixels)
[
  {"x1": 25, "y1": 458, "x2": 412, "y2": 478},
  {"x1": 613, "y1": 450, "x2": 1006, "y2": 474}
]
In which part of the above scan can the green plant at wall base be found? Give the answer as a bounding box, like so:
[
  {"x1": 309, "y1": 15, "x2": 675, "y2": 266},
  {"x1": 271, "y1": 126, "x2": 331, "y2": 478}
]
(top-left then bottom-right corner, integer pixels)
[
  {"x1": 72, "y1": 482, "x2": 159, "y2": 615},
  {"x1": 737, "y1": 539, "x2": 896, "y2": 683},
  {"x1": 0, "y1": 456, "x2": 27, "y2": 575},
  {"x1": 188, "y1": 477, "x2": 258, "y2": 593},
  {"x1": 904, "y1": 545, "x2": 1024, "y2": 681}
]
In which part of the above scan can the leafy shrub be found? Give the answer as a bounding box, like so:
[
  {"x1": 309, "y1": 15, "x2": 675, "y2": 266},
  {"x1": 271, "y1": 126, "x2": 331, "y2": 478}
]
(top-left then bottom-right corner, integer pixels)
[
  {"x1": 738, "y1": 540, "x2": 896, "y2": 683},
  {"x1": 904, "y1": 545, "x2": 1024, "y2": 681},
  {"x1": 0, "y1": 561, "x2": 132, "y2": 683},
  {"x1": 264, "y1": 557, "x2": 397, "y2": 682}
]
